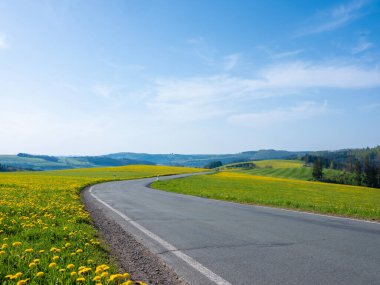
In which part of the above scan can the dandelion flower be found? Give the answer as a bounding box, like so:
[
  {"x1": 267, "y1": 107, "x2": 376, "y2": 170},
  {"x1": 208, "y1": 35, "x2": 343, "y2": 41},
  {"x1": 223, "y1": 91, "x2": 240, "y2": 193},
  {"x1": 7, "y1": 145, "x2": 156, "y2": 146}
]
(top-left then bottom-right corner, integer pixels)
[
  {"x1": 36, "y1": 272, "x2": 44, "y2": 278},
  {"x1": 49, "y1": 262, "x2": 57, "y2": 269}
]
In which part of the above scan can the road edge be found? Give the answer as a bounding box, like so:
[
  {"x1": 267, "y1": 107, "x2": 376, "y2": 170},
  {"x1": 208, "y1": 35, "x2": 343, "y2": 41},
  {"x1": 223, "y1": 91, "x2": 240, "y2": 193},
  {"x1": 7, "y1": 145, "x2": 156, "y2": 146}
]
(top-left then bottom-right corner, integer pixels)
[{"x1": 81, "y1": 185, "x2": 188, "y2": 285}]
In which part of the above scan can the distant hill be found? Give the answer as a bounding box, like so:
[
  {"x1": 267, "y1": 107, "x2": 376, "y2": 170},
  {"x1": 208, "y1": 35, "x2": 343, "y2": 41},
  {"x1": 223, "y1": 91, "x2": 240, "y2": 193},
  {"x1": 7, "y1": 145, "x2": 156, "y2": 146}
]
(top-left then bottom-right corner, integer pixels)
[
  {"x1": 0, "y1": 154, "x2": 155, "y2": 171},
  {"x1": 104, "y1": 149, "x2": 306, "y2": 167},
  {"x1": 0, "y1": 147, "x2": 377, "y2": 171}
]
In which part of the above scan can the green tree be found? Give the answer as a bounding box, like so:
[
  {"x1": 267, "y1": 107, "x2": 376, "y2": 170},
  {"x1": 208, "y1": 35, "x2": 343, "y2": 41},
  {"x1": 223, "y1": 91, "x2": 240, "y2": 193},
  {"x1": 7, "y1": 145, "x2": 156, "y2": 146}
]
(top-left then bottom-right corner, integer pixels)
[
  {"x1": 204, "y1": 161, "x2": 223, "y2": 169},
  {"x1": 312, "y1": 158, "x2": 323, "y2": 180},
  {"x1": 354, "y1": 159, "x2": 362, "y2": 186}
]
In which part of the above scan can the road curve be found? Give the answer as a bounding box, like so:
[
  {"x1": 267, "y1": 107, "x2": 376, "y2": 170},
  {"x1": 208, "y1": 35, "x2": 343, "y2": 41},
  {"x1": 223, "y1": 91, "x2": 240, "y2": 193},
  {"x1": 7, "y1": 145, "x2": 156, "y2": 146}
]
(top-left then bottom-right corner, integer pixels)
[{"x1": 87, "y1": 174, "x2": 380, "y2": 285}]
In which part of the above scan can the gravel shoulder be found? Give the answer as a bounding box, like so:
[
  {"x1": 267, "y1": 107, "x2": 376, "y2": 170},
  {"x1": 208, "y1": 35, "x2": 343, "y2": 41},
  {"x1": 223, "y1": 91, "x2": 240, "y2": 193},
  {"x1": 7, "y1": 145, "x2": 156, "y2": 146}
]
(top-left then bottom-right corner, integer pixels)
[{"x1": 81, "y1": 186, "x2": 188, "y2": 285}]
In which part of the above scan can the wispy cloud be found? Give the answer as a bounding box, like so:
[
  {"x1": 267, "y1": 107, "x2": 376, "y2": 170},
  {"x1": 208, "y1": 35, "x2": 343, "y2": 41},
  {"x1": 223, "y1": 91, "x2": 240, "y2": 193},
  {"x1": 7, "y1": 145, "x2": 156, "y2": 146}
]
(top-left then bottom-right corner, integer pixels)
[
  {"x1": 146, "y1": 60, "x2": 380, "y2": 122},
  {"x1": 359, "y1": 102, "x2": 380, "y2": 111},
  {"x1": 0, "y1": 35, "x2": 9, "y2": 49},
  {"x1": 223, "y1": 53, "x2": 240, "y2": 71},
  {"x1": 296, "y1": 0, "x2": 369, "y2": 36},
  {"x1": 227, "y1": 101, "x2": 330, "y2": 127},
  {"x1": 351, "y1": 33, "x2": 374, "y2": 54}
]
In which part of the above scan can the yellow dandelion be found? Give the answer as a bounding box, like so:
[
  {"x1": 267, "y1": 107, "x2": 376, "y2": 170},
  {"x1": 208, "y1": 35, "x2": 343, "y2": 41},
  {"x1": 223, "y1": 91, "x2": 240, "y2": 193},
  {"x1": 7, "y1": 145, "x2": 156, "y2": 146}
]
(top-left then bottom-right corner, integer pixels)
[
  {"x1": 28, "y1": 262, "x2": 37, "y2": 268},
  {"x1": 12, "y1": 242, "x2": 22, "y2": 247},
  {"x1": 123, "y1": 273, "x2": 130, "y2": 279},
  {"x1": 16, "y1": 279, "x2": 29, "y2": 285},
  {"x1": 93, "y1": 276, "x2": 101, "y2": 281},
  {"x1": 67, "y1": 264, "x2": 75, "y2": 270},
  {"x1": 52, "y1": 255, "x2": 59, "y2": 261},
  {"x1": 36, "y1": 272, "x2": 44, "y2": 278},
  {"x1": 76, "y1": 277, "x2": 85, "y2": 282},
  {"x1": 24, "y1": 248, "x2": 33, "y2": 253},
  {"x1": 48, "y1": 262, "x2": 57, "y2": 269}
]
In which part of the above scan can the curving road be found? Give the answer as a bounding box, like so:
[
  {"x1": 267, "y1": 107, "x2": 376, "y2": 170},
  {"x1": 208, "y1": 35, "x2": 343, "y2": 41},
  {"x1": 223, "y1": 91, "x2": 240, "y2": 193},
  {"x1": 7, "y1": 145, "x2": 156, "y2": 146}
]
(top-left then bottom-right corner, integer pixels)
[{"x1": 88, "y1": 174, "x2": 380, "y2": 285}]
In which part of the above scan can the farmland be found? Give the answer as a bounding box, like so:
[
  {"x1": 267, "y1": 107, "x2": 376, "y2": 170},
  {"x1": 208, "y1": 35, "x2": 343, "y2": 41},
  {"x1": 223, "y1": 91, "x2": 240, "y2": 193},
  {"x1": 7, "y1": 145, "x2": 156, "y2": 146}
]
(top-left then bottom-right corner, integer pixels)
[
  {"x1": 224, "y1": 159, "x2": 343, "y2": 181},
  {"x1": 152, "y1": 171, "x2": 380, "y2": 221},
  {"x1": 0, "y1": 165, "x2": 201, "y2": 284}
]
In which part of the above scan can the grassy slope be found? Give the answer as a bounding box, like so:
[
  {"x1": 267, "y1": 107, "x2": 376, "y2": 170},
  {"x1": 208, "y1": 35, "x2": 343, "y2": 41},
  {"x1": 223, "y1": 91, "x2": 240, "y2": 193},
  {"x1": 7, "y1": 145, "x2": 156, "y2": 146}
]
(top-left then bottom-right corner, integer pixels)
[
  {"x1": 152, "y1": 171, "x2": 380, "y2": 220},
  {"x1": 0, "y1": 165, "x2": 201, "y2": 284},
  {"x1": 226, "y1": 159, "x2": 342, "y2": 181}
]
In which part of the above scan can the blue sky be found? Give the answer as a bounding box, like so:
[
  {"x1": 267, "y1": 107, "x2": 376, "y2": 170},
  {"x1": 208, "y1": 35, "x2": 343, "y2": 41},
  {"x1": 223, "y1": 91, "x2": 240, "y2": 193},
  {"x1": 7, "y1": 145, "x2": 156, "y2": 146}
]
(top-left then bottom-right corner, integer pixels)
[{"x1": 0, "y1": 0, "x2": 379, "y2": 155}]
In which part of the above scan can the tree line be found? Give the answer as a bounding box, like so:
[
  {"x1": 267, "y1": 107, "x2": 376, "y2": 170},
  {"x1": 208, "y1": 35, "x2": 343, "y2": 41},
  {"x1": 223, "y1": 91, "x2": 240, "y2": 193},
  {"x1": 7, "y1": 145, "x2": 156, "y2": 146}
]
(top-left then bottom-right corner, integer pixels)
[{"x1": 304, "y1": 148, "x2": 380, "y2": 188}]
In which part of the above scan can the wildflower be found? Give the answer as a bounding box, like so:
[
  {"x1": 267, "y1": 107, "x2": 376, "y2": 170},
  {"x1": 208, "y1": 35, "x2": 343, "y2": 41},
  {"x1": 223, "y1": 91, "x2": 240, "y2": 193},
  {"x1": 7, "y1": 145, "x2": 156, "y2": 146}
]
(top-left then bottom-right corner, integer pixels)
[
  {"x1": 0, "y1": 250, "x2": 5, "y2": 255},
  {"x1": 109, "y1": 274, "x2": 123, "y2": 282},
  {"x1": 65, "y1": 242, "x2": 71, "y2": 247},
  {"x1": 29, "y1": 262, "x2": 37, "y2": 268},
  {"x1": 76, "y1": 249, "x2": 83, "y2": 253},
  {"x1": 100, "y1": 272, "x2": 109, "y2": 278},
  {"x1": 16, "y1": 279, "x2": 29, "y2": 285},
  {"x1": 33, "y1": 259, "x2": 40, "y2": 263},
  {"x1": 87, "y1": 259, "x2": 93, "y2": 264},
  {"x1": 59, "y1": 269, "x2": 66, "y2": 272},
  {"x1": 123, "y1": 273, "x2": 130, "y2": 279},
  {"x1": 76, "y1": 277, "x2": 85, "y2": 282},
  {"x1": 78, "y1": 267, "x2": 92, "y2": 275},
  {"x1": 1, "y1": 244, "x2": 8, "y2": 249},
  {"x1": 12, "y1": 242, "x2": 22, "y2": 247},
  {"x1": 93, "y1": 276, "x2": 101, "y2": 281},
  {"x1": 15, "y1": 272, "x2": 23, "y2": 278},
  {"x1": 52, "y1": 255, "x2": 59, "y2": 261},
  {"x1": 67, "y1": 264, "x2": 75, "y2": 270},
  {"x1": 24, "y1": 248, "x2": 33, "y2": 253},
  {"x1": 49, "y1": 262, "x2": 57, "y2": 269},
  {"x1": 70, "y1": 272, "x2": 77, "y2": 277},
  {"x1": 36, "y1": 272, "x2": 44, "y2": 277},
  {"x1": 39, "y1": 250, "x2": 45, "y2": 254}
]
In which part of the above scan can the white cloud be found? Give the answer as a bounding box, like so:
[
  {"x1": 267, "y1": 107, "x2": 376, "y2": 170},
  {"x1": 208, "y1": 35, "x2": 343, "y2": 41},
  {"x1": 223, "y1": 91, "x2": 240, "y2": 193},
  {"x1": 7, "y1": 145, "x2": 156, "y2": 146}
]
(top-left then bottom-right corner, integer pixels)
[
  {"x1": 351, "y1": 34, "x2": 373, "y2": 54},
  {"x1": 223, "y1": 53, "x2": 240, "y2": 70},
  {"x1": 146, "y1": 61, "x2": 380, "y2": 122},
  {"x1": 0, "y1": 35, "x2": 9, "y2": 49},
  {"x1": 256, "y1": 61, "x2": 380, "y2": 89},
  {"x1": 296, "y1": 0, "x2": 369, "y2": 36},
  {"x1": 227, "y1": 101, "x2": 330, "y2": 127}
]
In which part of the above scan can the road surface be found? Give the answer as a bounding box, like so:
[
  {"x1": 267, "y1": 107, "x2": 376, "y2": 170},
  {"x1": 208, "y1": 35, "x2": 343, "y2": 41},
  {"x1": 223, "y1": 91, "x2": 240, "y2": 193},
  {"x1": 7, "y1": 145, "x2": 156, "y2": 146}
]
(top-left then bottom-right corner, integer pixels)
[{"x1": 88, "y1": 174, "x2": 380, "y2": 285}]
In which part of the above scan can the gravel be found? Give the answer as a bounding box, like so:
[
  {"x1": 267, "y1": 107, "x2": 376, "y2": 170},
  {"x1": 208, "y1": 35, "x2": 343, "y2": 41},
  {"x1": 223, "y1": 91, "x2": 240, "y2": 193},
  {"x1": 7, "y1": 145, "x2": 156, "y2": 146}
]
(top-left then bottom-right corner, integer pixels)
[{"x1": 81, "y1": 186, "x2": 188, "y2": 285}]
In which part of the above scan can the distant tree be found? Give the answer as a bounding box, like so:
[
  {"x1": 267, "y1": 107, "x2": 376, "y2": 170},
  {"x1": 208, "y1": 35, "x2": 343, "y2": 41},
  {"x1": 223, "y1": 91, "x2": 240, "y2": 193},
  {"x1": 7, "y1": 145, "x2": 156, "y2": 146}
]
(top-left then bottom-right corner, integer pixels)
[
  {"x1": 312, "y1": 158, "x2": 323, "y2": 180},
  {"x1": 204, "y1": 161, "x2": 223, "y2": 169},
  {"x1": 364, "y1": 157, "x2": 377, "y2": 188},
  {"x1": 354, "y1": 159, "x2": 362, "y2": 186}
]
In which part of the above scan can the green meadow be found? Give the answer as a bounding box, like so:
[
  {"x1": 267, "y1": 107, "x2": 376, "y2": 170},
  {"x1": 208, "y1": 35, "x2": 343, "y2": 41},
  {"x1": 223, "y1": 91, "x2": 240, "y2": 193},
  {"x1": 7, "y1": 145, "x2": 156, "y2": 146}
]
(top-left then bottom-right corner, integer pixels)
[{"x1": 152, "y1": 171, "x2": 380, "y2": 221}]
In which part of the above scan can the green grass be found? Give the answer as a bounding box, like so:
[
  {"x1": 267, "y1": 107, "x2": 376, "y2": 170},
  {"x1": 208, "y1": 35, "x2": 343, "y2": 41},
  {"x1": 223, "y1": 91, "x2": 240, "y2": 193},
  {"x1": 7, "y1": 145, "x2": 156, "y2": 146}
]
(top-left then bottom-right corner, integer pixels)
[
  {"x1": 152, "y1": 171, "x2": 380, "y2": 221},
  {"x1": 224, "y1": 159, "x2": 343, "y2": 181},
  {"x1": 0, "y1": 165, "x2": 202, "y2": 284}
]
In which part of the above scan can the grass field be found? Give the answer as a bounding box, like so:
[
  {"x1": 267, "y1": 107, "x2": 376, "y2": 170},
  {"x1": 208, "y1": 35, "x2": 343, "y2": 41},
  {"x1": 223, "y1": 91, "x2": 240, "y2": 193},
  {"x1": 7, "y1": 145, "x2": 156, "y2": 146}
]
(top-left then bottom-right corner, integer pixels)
[
  {"x1": 0, "y1": 165, "x2": 201, "y2": 284},
  {"x1": 225, "y1": 159, "x2": 343, "y2": 181},
  {"x1": 152, "y1": 171, "x2": 380, "y2": 221}
]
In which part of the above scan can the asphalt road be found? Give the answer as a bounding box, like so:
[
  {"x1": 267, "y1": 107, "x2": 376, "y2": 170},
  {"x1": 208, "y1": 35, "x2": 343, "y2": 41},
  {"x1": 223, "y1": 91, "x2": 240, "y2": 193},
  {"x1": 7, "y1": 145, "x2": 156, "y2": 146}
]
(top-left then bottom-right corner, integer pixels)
[{"x1": 89, "y1": 174, "x2": 380, "y2": 285}]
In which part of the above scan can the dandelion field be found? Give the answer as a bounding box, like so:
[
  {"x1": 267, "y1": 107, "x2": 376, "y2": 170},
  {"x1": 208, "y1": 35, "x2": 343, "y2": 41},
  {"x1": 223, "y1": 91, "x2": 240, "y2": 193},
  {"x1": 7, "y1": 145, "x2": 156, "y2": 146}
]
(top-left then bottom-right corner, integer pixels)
[
  {"x1": 152, "y1": 171, "x2": 380, "y2": 221},
  {"x1": 0, "y1": 165, "x2": 200, "y2": 285}
]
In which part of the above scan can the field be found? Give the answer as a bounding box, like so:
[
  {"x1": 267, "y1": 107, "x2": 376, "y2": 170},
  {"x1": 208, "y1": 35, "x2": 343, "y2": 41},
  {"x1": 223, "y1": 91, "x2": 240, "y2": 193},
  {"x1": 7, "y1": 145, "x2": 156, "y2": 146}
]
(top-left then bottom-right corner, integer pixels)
[
  {"x1": 0, "y1": 165, "x2": 201, "y2": 284},
  {"x1": 152, "y1": 171, "x2": 380, "y2": 221},
  {"x1": 225, "y1": 159, "x2": 342, "y2": 181}
]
